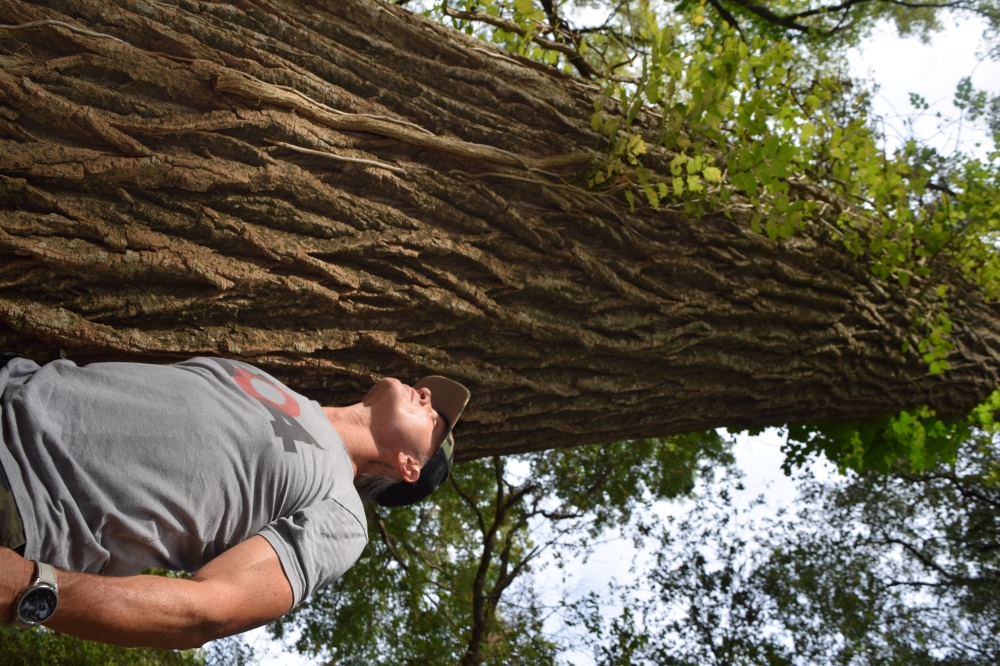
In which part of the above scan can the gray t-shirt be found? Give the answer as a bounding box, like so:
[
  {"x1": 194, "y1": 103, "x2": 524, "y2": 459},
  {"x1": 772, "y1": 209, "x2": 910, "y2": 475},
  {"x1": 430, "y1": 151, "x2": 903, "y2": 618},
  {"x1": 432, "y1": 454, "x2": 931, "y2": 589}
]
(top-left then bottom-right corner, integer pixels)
[{"x1": 0, "y1": 356, "x2": 367, "y2": 606}]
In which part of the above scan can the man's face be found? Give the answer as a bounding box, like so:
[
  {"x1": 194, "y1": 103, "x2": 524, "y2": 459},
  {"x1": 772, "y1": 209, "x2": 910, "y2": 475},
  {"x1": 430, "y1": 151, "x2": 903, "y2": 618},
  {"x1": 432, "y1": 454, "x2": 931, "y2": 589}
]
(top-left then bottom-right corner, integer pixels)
[{"x1": 363, "y1": 378, "x2": 448, "y2": 470}]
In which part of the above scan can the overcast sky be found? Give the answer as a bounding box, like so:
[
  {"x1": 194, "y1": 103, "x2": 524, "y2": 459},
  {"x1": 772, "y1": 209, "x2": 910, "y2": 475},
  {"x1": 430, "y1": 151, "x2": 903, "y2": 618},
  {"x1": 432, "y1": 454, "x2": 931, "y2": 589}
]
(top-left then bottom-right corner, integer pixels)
[
  {"x1": 239, "y1": 13, "x2": 1000, "y2": 666},
  {"x1": 849, "y1": 17, "x2": 1000, "y2": 158}
]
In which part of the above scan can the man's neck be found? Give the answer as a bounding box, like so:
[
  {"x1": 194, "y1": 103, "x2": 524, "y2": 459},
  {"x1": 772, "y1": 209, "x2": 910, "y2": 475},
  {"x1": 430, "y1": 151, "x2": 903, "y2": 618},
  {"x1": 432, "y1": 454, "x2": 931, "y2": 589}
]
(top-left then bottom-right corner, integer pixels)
[{"x1": 322, "y1": 403, "x2": 377, "y2": 477}]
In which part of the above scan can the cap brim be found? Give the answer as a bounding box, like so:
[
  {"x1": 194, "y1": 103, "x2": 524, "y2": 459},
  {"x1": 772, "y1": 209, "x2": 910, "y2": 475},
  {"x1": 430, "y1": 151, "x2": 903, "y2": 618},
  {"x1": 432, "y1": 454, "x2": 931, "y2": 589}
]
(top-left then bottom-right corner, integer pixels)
[{"x1": 373, "y1": 376, "x2": 470, "y2": 507}]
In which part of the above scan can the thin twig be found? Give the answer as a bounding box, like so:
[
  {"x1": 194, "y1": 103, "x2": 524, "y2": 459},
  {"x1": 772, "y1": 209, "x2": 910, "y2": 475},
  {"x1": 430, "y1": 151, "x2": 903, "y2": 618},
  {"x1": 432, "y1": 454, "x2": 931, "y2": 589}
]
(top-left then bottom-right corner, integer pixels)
[
  {"x1": 234, "y1": 70, "x2": 435, "y2": 136},
  {"x1": 374, "y1": 513, "x2": 410, "y2": 572},
  {"x1": 266, "y1": 139, "x2": 405, "y2": 174},
  {"x1": 468, "y1": 45, "x2": 522, "y2": 67},
  {"x1": 3, "y1": 17, "x2": 580, "y2": 174},
  {"x1": 450, "y1": 169, "x2": 568, "y2": 188},
  {"x1": 451, "y1": 475, "x2": 487, "y2": 535},
  {"x1": 443, "y1": 7, "x2": 638, "y2": 82},
  {"x1": 400, "y1": 541, "x2": 445, "y2": 572},
  {"x1": 444, "y1": 8, "x2": 580, "y2": 57},
  {"x1": 227, "y1": 63, "x2": 436, "y2": 136}
]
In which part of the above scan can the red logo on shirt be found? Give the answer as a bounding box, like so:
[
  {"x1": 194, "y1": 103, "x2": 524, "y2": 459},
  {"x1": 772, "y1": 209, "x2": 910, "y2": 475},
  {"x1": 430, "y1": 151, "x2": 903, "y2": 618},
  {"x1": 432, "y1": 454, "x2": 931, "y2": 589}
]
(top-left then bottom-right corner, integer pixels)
[
  {"x1": 231, "y1": 367, "x2": 300, "y2": 418},
  {"x1": 212, "y1": 359, "x2": 320, "y2": 453}
]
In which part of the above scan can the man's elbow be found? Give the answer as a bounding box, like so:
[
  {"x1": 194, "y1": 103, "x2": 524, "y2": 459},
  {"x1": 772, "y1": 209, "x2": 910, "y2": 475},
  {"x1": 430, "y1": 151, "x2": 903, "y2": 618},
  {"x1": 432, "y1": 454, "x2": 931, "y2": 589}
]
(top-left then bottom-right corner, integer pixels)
[
  {"x1": 165, "y1": 618, "x2": 237, "y2": 651},
  {"x1": 165, "y1": 634, "x2": 210, "y2": 651},
  {"x1": 174, "y1": 599, "x2": 287, "y2": 650}
]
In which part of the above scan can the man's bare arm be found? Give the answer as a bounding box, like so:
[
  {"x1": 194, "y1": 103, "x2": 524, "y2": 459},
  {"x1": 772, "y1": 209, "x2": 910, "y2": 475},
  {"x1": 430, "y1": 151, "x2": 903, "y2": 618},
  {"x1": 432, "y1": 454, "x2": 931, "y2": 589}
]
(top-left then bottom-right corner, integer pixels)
[{"x1": 0, "y1": 535, "x2": 293, "y2": 650}]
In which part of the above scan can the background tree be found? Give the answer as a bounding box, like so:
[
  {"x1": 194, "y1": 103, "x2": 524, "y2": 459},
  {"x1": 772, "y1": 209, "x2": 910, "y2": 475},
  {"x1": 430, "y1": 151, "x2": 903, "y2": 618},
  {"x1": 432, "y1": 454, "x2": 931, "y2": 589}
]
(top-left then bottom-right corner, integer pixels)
[
  {"x1": 573, "y1": 429, "x2": 1000, "y2": 665},
  {"x1": 271, "y1": 431, "x2": 731, "y2": 665},
  {"x1": 0, "y1": 626, "x2": 205, "y2": 666}
]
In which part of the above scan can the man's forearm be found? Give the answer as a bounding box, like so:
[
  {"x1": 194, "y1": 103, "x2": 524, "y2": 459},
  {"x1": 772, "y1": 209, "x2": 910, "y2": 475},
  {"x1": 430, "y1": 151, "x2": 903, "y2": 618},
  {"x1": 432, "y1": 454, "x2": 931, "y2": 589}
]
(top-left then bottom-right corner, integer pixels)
[
  {"x1": 1, "y1": 536, "x2": 293, "y2": 650},
  {"x1": 44, "y1": 569, "x2": 230, "y2": 649}
]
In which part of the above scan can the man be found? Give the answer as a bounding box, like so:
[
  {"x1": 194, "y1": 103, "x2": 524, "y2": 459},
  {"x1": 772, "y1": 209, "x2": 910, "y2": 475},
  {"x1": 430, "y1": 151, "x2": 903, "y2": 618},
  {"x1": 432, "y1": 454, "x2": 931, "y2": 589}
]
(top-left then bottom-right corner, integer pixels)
[{"x1": 0, "y1": 354, "x2": 470, "y2": 648}]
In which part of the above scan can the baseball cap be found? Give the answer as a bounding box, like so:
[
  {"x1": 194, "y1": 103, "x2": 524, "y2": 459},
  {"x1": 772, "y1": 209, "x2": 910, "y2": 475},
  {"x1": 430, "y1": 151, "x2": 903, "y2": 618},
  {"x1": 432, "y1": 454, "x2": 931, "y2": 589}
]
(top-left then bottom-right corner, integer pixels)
[{"x1": 374, "y1": 376, "x2": 471, "y2": 507}]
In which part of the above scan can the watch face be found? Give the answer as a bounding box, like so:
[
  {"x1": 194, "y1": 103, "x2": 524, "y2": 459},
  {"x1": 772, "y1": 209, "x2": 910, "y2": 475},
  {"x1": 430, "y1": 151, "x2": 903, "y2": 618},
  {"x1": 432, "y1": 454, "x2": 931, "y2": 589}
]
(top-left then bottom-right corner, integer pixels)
[{"x1": 19, "y1": 586, "x2": 58, "y2": 624}]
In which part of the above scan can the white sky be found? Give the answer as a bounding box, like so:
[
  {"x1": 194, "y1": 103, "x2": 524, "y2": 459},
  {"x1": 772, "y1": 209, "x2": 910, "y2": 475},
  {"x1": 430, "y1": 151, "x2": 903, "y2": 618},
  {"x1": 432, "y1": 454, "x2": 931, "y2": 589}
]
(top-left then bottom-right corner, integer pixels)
[
  {"x1": 849, "y1": 17, "x2": 1000, "y2": 158},
  {"x1": 540, "y1": 428, "x2": 838, "y2": 665},
  {"x1": 223, "y1": 14, "x2": 999, "y2": 666}
]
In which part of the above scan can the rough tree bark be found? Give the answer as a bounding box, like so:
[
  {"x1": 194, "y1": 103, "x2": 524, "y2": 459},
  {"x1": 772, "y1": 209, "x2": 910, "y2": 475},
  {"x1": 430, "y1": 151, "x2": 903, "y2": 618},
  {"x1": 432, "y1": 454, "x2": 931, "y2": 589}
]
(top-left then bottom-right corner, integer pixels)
[{"x1": 1, "y1": 0, "x2": 998, "y2": 459}]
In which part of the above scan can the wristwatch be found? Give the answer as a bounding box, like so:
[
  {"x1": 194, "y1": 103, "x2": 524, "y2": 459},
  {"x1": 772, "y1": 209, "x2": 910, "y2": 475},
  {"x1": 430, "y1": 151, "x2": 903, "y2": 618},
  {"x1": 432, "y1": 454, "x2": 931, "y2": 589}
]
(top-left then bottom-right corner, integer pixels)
[{"x1": 11, "y1": 561, "x2": 59, "y2": 628}]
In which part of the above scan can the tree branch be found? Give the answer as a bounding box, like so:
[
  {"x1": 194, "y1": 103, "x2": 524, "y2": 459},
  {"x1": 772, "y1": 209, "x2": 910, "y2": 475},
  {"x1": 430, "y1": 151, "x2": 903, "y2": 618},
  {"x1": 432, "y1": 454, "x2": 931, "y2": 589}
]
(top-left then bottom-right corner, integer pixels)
[
  {"x1": 721, "y1": 0, "x2": 812, "y2": 33},
  {"x1": 787, "y1": 0, "x2": 966, "y2": 22},
  {"x1": 461, "y1": 457, "x2": 510, "y2": 666},
  {"x1": 705, "y1": 0, "x2": 748, "y2": 41},
  {"x1": 374, "y1": 512, "x2": 410, "y2": 573},
  {"x1": 537, "y1": 0, "x2": 594, "y2": 78},
  {"x1": 717, "y1": 0, "x2": 969, "y2": 37},
  {"x1": 441, "y1": 7, "x2": 638, "y2": 82},
  {"x1": 451, "y1": 475, "x2": 488, "y2": 536}
]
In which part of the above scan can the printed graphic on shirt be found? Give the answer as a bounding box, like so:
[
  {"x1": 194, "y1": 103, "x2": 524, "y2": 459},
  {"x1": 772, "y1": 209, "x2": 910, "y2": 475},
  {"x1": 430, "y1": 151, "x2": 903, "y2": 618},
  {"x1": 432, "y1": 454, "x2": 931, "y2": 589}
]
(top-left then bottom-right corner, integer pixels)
[{"x1": 212, "y1": 359, "x2": 321, "y2": 452}]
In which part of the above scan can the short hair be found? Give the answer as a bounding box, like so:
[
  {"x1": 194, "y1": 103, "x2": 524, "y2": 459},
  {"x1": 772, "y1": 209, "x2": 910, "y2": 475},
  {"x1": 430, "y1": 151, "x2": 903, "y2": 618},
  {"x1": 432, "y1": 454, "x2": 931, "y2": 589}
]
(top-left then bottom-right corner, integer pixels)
[{"x1": 354, "y1": 473, "x2": 400, "y2": 503}]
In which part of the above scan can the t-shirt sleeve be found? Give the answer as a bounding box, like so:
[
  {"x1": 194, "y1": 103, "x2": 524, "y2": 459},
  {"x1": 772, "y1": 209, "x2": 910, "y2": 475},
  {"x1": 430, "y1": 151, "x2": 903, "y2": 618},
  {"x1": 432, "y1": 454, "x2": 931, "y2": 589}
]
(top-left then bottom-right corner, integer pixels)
[{"x1": 257, "y1": 497, "x2": 368, "y2": 606}]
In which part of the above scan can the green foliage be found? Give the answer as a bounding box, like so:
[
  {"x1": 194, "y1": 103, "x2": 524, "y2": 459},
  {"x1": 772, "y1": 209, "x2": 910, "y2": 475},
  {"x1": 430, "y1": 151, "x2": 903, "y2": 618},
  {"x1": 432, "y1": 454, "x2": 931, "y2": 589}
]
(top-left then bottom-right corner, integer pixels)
[
  {"x1": 0, "y1": 625, "x2": 202, "y2": 666},
  {"x1": 781, "y1": 389, "x2": 1000, "y2": 474},
  {"x1": 275, "y1": 457, "x2": 559, "y2": 666},
  {"x1": 530, "y1": 431, "x2": 732, "y2": 533},
  {"x1": 271, "y1": 432, "x2": 731, "y2": 664},
  {"x1": 770, "y1": 435, "x2": 1000, "y2": 663}
]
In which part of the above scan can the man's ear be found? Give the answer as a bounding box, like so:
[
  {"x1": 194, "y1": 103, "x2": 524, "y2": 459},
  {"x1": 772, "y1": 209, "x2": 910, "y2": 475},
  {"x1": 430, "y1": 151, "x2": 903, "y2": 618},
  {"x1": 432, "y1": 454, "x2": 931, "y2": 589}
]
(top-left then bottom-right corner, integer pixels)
[{"x1": 396, "y1": 450, "x2": 422, "y2": 484}]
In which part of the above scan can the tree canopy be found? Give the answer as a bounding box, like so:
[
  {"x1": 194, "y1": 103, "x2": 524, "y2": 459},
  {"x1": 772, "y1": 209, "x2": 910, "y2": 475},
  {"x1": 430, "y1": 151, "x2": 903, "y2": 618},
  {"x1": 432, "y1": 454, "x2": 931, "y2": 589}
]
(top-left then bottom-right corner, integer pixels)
[
  {"x1": 272, "y1": 431, "x2": 730, "y2": 664},
  {"x1": 573, "y1": 434, "x2": 1000, "y2": 665}
]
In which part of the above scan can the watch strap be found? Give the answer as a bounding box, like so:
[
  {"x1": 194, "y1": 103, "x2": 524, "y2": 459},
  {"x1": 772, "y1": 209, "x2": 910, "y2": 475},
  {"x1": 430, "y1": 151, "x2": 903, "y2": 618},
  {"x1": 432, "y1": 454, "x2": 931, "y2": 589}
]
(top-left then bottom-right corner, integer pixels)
[{"x1": 35, "y1": 562, "x2": 57, "y2": 590}]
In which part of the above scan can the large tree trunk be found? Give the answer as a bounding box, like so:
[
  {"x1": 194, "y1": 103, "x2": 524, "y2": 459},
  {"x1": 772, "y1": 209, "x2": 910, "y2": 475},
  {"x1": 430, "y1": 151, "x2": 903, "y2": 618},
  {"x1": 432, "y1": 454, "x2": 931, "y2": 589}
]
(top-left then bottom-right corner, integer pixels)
[{"x1": 1, "y1": 0, "x2": 998, "y2": 459}]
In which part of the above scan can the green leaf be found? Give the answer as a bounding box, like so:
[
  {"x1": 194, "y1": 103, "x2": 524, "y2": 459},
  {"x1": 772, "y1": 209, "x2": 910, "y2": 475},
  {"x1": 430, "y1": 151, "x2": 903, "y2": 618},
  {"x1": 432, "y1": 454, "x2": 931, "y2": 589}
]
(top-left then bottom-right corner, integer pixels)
[
  {"x1": 766, "y1": 218, "x2": 780, "y2": 240},
  {"x1": 624, "y1": 188, "x2": 635, "y2": 212},
  {"x1": 644, "y1": 184, "x2": 660, "y2": 210},
  {"x1": 799, "y1": 121, "x2": 815, "y2": 143},
  {"x1": 670, "y1": 153, "x2": 688, "y2": 176},
  {"x1": 628, "y1": 134, "x2": 647, "y2": 157},
  {"x1": 591, "y1": 111, "x2": 603, "y2": 132}
]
